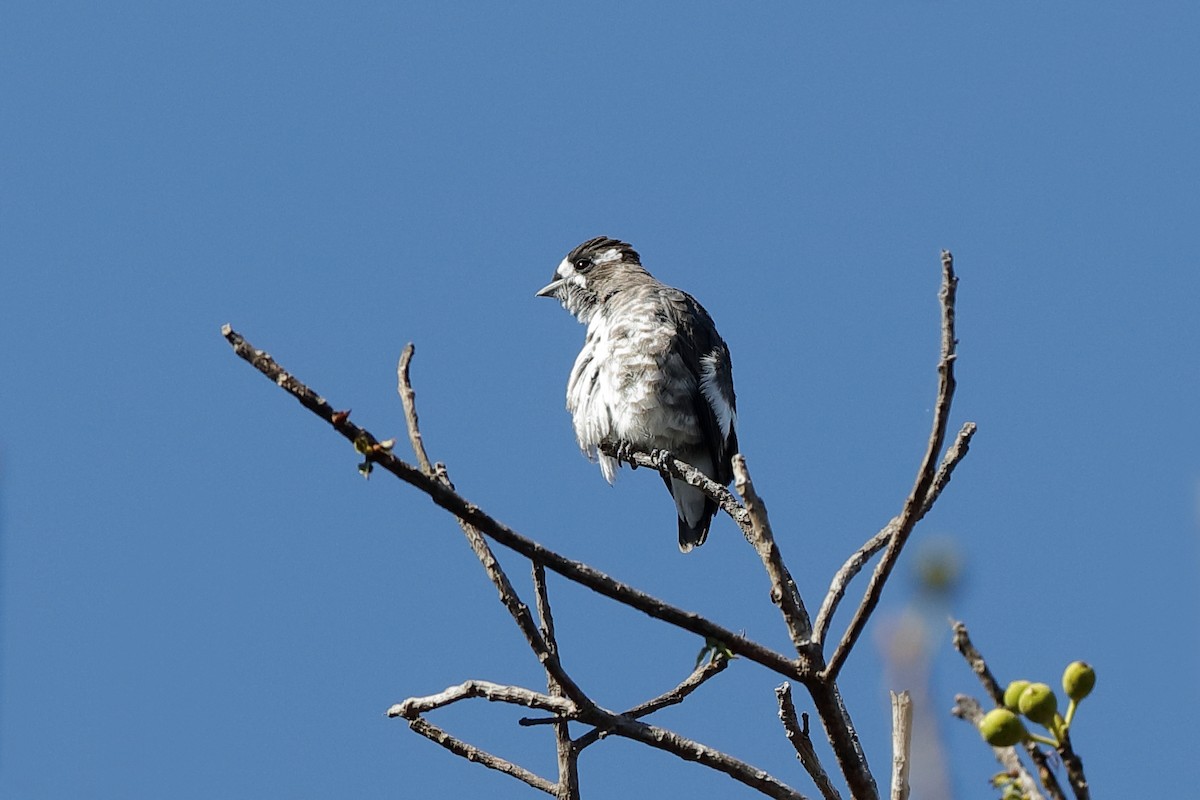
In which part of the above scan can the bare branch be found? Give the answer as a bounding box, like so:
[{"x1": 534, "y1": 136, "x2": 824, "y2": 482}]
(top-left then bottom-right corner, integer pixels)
[
  {"x1": 814, "y1": 528, "x2": 888, "y2": 645},
  {"x1": 533, "y1": 562, "x2": 558, "y2": 650},
  {"x1": 733, "y1": 456, "x2": 813, "y2": 649},
  {"x1": 533, "y1": 562, "x2": 580, "y2": 800},
  {"x1": 599, "y1": 442, "x2": 752, "y2": 532},
  {"x1": 924, "y1": 419, "x2": 977, "y2": 509},
  {"x1": 889, "y1": 691, "x2": 912, "y2": 800},
  {"x1": 951, "y1": 621, "x2": 1067, "y2": 800},
  {"x1": 600, "y1": 714, "x2": 809, "y2": 800},
  {"x1": 405, "y1": 716, "x2": 558, "y2": 796},
  {"x1": 824, "y1": 251, "x2": 961, "y2": 681},
  {"x1": 460, "y1": 515, "x2": 594, "y2": 709},
  {"x1": 806, "y1": 682, "x2": 877, "y2": 800},
  {"x1": 436, "y1": 673, "x2": 806, "y2": 800},
  {"x1": 395, "y1": 345, "x2": 593, "y2": 711},
  {"x1": 1055, "y1": 727, "x2": 1090, "y2": 800},
  {"x1": 775, "y1": 683, "x2": 842, "y2": 800},
  {"x1": 389, "y1": 680, "x2": 576, "y2": 719},
  {"x1": 951, "y1": 695, "x2": 1046, "y2": 800},
  {"x1": 397, "y1": 344, "x2": 433, "y2": 475},
  {"x1": 597, "y1": 443, "x2": 753, "y2": 537},
  {"x1": 594, "y1": 448, "x2": 817, "y2": 657},
  {"x1": 571, "y1": 655, "x2": 730, "y2": 751},
  {"x1": 950, "y1": 621, "x2": 1005, "y2": 704},
  {"x1": 223, "y1": 325, "x2": 812, "y2": 682},
  {"x1": 813, "y1": 422, "x2": 976, "y2": 645},
  {"x1": 610, "y1": 656, "x2": 730, "y2": 726}
]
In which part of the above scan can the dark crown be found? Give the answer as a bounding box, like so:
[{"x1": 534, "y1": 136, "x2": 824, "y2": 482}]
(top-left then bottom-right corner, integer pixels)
[{"x1": 567, "y1": 237, "x2": 641, "y2": 266}]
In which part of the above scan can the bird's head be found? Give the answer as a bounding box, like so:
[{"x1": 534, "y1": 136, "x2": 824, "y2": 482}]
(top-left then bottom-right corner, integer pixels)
[{"x1": 536, "y1": 237, "x2": 644, "y2": 321}]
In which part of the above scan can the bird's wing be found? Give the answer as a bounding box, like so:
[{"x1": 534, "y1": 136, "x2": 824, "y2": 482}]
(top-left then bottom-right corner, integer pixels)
[{"x1": 664, "y1": 290, "x2": 739, "y2": 485}]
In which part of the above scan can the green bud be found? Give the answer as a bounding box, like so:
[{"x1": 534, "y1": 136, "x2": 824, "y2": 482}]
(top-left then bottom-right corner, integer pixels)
[
  {"x1": 1018, "y1": 682, "x2": 1059, "y2": 726},
  {"x1": 1003, "y1": 680, "x2": 1031, "y2": 711},
  {"x1": 979, "y1": 708, "x2": 1026, "y2": 747},
  {"x1": 1062, "y1": 661, "x2": 1096, "y2": 702}
]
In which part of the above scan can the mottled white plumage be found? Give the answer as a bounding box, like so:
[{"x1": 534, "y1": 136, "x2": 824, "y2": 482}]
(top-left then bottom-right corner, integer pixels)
[{"x1": 538, "y1": 237, "x2": 739, "y2": 552}]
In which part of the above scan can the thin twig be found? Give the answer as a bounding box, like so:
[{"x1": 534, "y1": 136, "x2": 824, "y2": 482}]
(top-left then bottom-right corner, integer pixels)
[
  {"x1": 733, "y1": 456, "x2": 813, "y2": 649},
  {"x1": 815, "y1": 528, "x2": 888, "y2": 644},
  {"x1": 606, "y1": 657, "x2": 729, "y2": 727},
  {"x1": 813, "y1": 422, "x2": 976, "y2": 645},
  {"x1": 397, "y1": 344, "x2": 433, "y2": 475},
  {"x1": 223, "y1": 324, "x2": 813, "y2": 682},
  {"x1": 571, "y1": 656, "x2": 730, "y2": 751},
  {"x1": 406, "y1": 716, "x2": 558, "y2": 795},
  {"x1": 951, "y1": 695, "x2": 1046, "y2": 800},
  {"x1": 395, "y1": 347, "x2": 593, "y2": 711},
  {"x1": 775, "y1": 683, "x2": 842, "y2": 800},
  {"x1": 824, "y1": 250, "x2": 960, "y2": 681},
  {"x1": 598, "y1": 713, "x2": 808, "y2": 800},
  {"x1": 806, "y1": 681, "x2": 878, "y2": 800},
  {"x1": 951, "y1": 622, "x2": 1067, "y2": 800},
  {"x1": 598, "y1": 442, "x2": 753, "y2": 531},
  {"x1": 950, "y1": 621, "x2": 1005, "y2": 702},
  {"x1": 889, "y1": 691, "x2": 912, "y2": 800},
  {"x1": 389, "y1": 680, "x2": 576, "y2": 719},
  {"x1": 533, "y1": 562, "x2": 580, "y2": 800},
  {"x1": 463, "y1": 517, "x2": 594, "y2": 708},
  {"x1": 533, "y1": 562, "x2": 558, "y2": 652},
  {"x1": 1055, "y1": 727, "x2": 1090, "y2": 800},
  {"x1": 400, "y1": 677, "x2": 806, "y2": 800}
]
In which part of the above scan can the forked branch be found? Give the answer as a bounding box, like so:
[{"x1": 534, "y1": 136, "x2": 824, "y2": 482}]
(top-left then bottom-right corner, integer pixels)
[
  {"x1": 222, "y1": 249, "x2": 974, "y2": 800},
  {"x1": 813, "y1": 421, "x2": 976, "y2": 645},
  {"x1": 824, "y1": 251, "x2": 961, "y2": 681},
  {"x1": 391, "y1": 343, "x2": 805, "y2": 799},
  {"x1": 776, "y1": 683, "x2": 842, "y2": 800},
  {"x1": 224, "y1": 324, "x2": 807, "y2": 681}
]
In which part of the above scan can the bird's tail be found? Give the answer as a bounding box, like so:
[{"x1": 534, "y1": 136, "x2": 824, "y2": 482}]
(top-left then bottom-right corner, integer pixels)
[
  {"x1": 677, "y1": 509, "x2": 714, "y2": 553},
  {"x1": 664, "y1": 472, "x2": 718, "y2": 553}
]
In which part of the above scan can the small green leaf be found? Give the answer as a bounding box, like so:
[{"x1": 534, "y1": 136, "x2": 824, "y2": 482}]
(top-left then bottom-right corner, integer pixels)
[{"x1": 694, "y1": 637, "x2": 735, "y2": 668}]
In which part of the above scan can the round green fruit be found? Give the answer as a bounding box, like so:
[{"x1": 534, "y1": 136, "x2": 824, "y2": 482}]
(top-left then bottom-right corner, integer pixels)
[
  {"x1": 979, "y1": 708, "x2": 1026, "y2": 747},
  {"x1": 1018, "y1": 682, "x2": 1059, "y2": 726},
  {"x1": 1062, "y1": 661, "x2": 1096, "y2": 702},
  {"x1": 1003, "y1": 680, "x2": 1031, "y2": 711}
]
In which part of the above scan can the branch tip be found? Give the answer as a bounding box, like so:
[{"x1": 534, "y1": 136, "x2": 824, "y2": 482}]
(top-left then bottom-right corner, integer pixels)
[{"x1": 824, "y1": 250, "x2": 963, "y2": 680}]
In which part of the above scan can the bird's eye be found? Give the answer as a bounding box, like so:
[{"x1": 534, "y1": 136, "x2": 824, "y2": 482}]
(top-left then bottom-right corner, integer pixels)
[{"x1": 574, "y1": 258, "x2": 593, "y2": 272}]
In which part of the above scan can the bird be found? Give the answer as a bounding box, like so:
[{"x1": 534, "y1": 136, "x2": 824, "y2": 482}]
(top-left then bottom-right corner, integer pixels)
[{"x1": 536, "y1": 236, "x2": 738, "y2": 552}]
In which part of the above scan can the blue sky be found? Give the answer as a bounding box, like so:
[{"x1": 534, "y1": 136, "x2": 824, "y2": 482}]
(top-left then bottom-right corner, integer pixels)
[{"x1": 3, "y1": 2, "x2": 1197, "y2": 798}]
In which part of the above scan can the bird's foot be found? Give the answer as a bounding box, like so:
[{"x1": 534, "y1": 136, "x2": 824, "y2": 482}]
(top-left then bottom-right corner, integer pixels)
[
  {"x1": 649, "y1": 448, "x2": 674, "y2": 469},
  {"x1": 614, "y1": 441, "x2": 639, "y2": 469}
]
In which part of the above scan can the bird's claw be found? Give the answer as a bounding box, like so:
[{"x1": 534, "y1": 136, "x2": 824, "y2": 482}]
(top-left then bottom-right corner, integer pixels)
[{"x1": 608, "y1": 442, "x2": 675, "y2": 471}]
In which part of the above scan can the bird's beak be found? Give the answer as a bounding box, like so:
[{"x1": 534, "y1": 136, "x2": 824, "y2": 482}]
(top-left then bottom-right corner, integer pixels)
[{"x1": 535, "y1": 277, "x2": 566, "y2": 298}]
